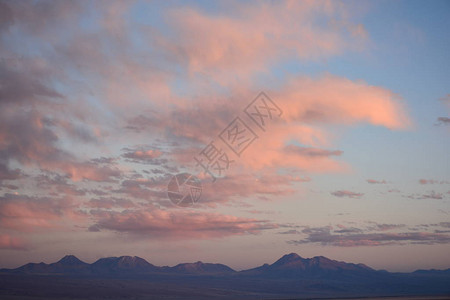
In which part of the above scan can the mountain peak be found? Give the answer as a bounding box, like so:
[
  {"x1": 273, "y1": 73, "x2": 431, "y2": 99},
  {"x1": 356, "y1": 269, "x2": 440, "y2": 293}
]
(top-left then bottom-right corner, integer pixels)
[
  {"x1": 284, "y1": 253, "x2": 301, "y2": 259},
  {"x1": 272, "y1": 253, "x2": 303, "y2": 267},
  {"x1": 57, "y1": 255, "x2": 85, "y2": 265},
  {"x1": 171, "y1": 261, "x2": 235, "y2": 274},
  {"x1": 312, "y1": 255, "x2": 332, "y2": 262},
  {"x1": 118, "y1": 255, "x2": 138, "y2": 261},
  {"x1": 117, "y1": 256, "x2": 152, "y2": 267},
  {"x1": 273, "y1": 253, "x2": 302, "y2": 264}
]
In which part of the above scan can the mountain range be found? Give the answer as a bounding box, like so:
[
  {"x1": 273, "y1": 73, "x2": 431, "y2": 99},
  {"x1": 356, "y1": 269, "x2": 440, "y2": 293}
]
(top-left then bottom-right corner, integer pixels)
[
  {"x1": 4, "y1": 254, "x2": 237, "y2": 275},
  {"x1": 1, "y1": 253, "x2": 449, "y2": 299},
  {"x1": 1, "y1": 252, "x2": 382, "y2": 276}
]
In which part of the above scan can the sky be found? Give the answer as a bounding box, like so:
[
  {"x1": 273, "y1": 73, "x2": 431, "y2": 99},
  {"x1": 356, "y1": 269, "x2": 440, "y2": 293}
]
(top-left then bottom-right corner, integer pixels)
[{"x1": 0, "y1": 0, "x2": 449, "y2": 272}]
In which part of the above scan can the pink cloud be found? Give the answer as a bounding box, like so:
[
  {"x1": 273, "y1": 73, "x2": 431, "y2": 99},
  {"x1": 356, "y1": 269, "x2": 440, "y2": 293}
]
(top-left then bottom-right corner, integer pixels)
[
  {"x1": 163, "y1": 1, "x2": 368, "y2": 83},
  {"x1": 0, "y1": 106, "x2": 120, "y2": 183},
  {"x1": 0, "y1": 0, "x2": 416, "y2": 245},
  {"x1": 124, "y1": 150, "x2": 162, "y2": 160},
  {"x1": 158, "y1": 75, "x2": 410, "y2": 176},
  {"x1": 419, "y1": 179, "x2": 449, "y2": 185},
  {"x1": 197, "y1": 173, "x2": 308, "y2": 206},
  {"x1": 0, "y1": 194, "x2": 85, "y2": 232},
  {"x1": 89, "y1": 208, "x2": 277, "y2": 239},
  {"x1": 0, "y1": 234, "x2": 28, "y2": 250},
  {"x1": 274, "y1": 75, "x2": 411, "y2": 129},
  {"x1": 367, "y1": 179, "x2": 387, "y2": 184}
]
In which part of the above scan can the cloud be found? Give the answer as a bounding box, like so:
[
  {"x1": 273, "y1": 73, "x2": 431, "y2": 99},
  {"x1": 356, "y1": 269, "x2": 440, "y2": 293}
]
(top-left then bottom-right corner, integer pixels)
[
  {"x1": 0, "y1": 163, "x2": 22, "y2": 181},
  {"x1": 0, "y1": 62, "x2": 120, "y2": 182},
  {"x1": 149, "y1": 74, "x2": 410, "y2": 177},
  {"x1": 36, "y1": 173, "x2": 86, "y2": 197},
  {"x1": 0, "y1": 59, "x2": 63, "y2": 105},
  {"x1": 283, "y1": 145, "x2": 343, "y2": 157},
  {"x1": 162, "y1": 1, "x2": 368, "y2": 84},
  {"x1": 0, "y1": 1, "x2": 13, "y2": 32},
  {"x1": 365, "y1": 222, "x2": 405, "y2": 231},
  {"x1": 407, "y1": 191, "x2": 445, "y2": 200},
  {"x1": 0, "y1": 0, "x2": 415, "y2": 248},
  {"x1": 274, "y1": 75, "x2": 410, "y2": 129},
  {"x1": 437, "y1": 117, "x2": 450, "y2": 125},
  {"x1": 0, "y1": 193, "x2": 85, "y2": 232},
  {"x1": 287, "y1": 223, "x2": 450, "y2": 247},
  {"x1": 331, "y1": 190, "x2": 364, "y2": 198},
  {"x1": 123, "y1": 149, "x2": 162, "y2": 160},
  {"x1": 419, "y1": 179, "x2": 450, "y2": 185},
  {"x1": 0, "y1": 110, "x2": 121, "y2": 181},
  {"x1": 278, "y1": 229, "x2": 302, "y2": 235},
  {"x1": 0, "y1": 234, "x2": 28, "y2": 250},
  {"x1": 0, "y1": 0, "x2": 407, "y2": 211},
  {"x1": 367, "y1": 179, "x2": 387, "y2": 184},
  {"x1": 87, "y1": 197, "x2": 136, "y2": 209},
  {"x1": 420, "y1": 191, "x2": 444, "y2": 200},
  {"x1": 0, "y1": 1, "x2": 83, "y2": 37},
  {"x1": 113, "y1": 177, "x2": 168, "y2": 202},
  {"x1": 197, "y1": 173, "x2": 307, "y2": 206},
  {"x1": 289, "y1": 231, "x2": 450, "y2": 247},
  {"x1": 89, "y1": 208, "x2": 277, "y2": 239},
  {"x1": 121, "y1": 147, "x2": 164, "y2": 164}
]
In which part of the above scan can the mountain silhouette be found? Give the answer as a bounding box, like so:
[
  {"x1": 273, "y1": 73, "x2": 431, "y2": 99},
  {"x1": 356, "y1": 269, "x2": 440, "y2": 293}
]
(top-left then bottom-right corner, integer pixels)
[
  {"x1": 90, "y1": 256, "x2": 159, "y2": 274},
  {"x1": 1, "y1": 253, "x2": 450, "y2": 299},
  {"x1": 170, "y1": 261, "x2": 235, "y2": 274},
  {"x1": 2, "y1": 252, "x2": 447, "y2": 277},
  {"x1": 13, "y1": 254, "x2": 90, "y2": 274},
  {"x1": 4, "y1": 254, "x2": 235, "y2": 275},
  {"x1": 241, "y1": 252, "x2": 374, "y2": 278}
]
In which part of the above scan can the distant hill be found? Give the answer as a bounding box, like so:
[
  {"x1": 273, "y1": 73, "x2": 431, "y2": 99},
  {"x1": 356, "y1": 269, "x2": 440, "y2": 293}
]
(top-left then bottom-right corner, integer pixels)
[{"x1": 240, "y1": 253, "x2": 375, "y2": 278}]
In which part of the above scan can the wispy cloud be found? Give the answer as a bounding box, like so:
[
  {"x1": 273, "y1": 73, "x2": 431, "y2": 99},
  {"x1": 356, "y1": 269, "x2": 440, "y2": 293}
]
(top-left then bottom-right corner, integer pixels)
[
  {"x1": 436, "y1": 117, "x2": 450, "y2": 125},
  {"x1": 367, "y1": 179, "x2": 387, "y2": 184},
  {"x1": 407, "y1": 191, "x2": 445, "y2": 200},
  {"x1": 287, "y1": 222, "x2": 450, "y2": 247},
  {"x1": 419, "y1": 179, "x2": 450, "y2": 185},
  {"x1": 331, "y1": 190, "x2": 364, "y2": 198}
]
